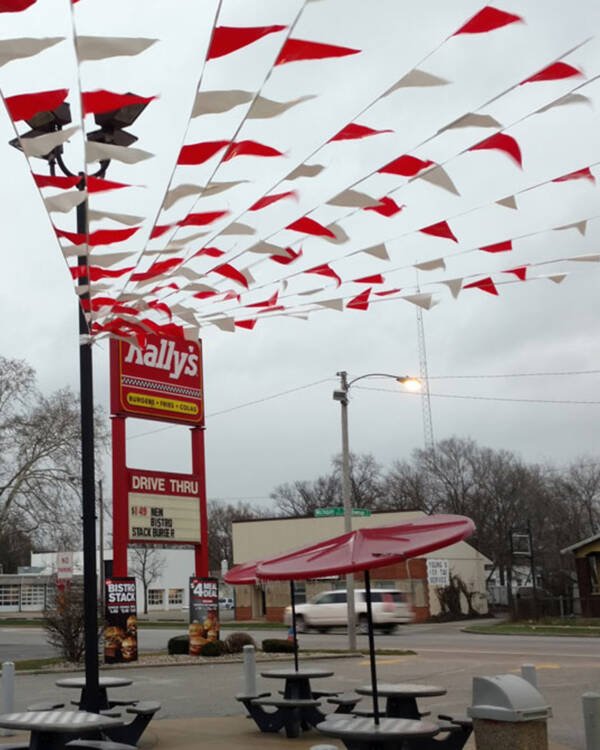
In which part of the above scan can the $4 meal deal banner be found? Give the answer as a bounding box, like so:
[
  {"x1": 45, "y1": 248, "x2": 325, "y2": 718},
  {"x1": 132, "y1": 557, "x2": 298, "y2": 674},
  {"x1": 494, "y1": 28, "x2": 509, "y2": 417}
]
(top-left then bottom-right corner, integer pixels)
[
  {"x1": 110, "y1": 334, "x2": 204, "y2": 425},
  {"x1": 188, "y1": 577, "x2": 219, "y2": 655},
  {"x1": 128, "y1": 468, "x2": 201, "y2": 545},
  {"x1": 104, "y1": 577, "x2": 138, "y2": 664}
]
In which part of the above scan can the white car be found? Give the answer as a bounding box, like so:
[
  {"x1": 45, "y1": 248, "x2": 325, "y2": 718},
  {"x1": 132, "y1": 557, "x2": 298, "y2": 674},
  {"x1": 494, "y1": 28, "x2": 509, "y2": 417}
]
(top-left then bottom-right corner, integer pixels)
[{"x1": 284, "y1": 589, "x2": 413, "y2": 634}]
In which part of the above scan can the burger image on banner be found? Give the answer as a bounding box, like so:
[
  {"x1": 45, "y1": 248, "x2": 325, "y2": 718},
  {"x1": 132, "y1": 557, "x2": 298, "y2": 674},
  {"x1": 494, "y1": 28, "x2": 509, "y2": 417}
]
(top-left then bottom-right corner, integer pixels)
[
  {"x1": 188, "y1": 577, "x2": 219, "y2": 655},
  {"x1": 104, "y1": 577, "x2": 138, "y2": 664}
]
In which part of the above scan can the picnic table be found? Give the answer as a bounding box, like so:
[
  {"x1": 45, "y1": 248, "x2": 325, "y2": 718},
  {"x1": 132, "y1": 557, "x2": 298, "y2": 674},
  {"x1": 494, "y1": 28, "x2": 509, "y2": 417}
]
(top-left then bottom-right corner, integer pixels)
[
  {"x1": 260, "y1": 667, "x2": 334, "y2": 699},
  {"x1": 355, "y1": 682, "x2": 447, "y2": 720},
  {"x1": 0, "y1": 710, "x2": 123, "y2": 750},
  {"x1": 317, "y1": 714, "x2": 440, "y2": 750},
  {"x1": 55, "y1": 677, "x2": 133, "y2": 711}
]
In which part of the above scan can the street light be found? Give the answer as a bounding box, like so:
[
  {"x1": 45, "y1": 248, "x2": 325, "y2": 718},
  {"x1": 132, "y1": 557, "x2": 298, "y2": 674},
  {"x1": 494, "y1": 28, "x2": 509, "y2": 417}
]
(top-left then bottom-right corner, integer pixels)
[
  {"x1": 9, "y1": 98, "x2": 148, "y2": 713},
  {"x1": 333, "y1": 371, "x2": 422, "y2": 652}
]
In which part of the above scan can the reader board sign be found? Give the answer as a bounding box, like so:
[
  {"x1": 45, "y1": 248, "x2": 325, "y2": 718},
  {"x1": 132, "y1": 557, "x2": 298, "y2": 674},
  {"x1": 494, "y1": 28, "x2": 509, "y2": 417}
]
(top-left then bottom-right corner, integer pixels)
[
  {"x1": 188, "y1": 577, "x2": 219, "y2": 655},
  {"x1": 128, "y1": 469, "x2": 201, "y2": 545},
  {"x1": 104, "y1": 577, "x2": 138, "y2": 664},
  {"x1": 56, "y1": 552, "x2": 73, "y2": 580},
  {"x1": 110, "y1": 334, "x2": 204, "y2": 425},
  {"x1": 427, "y1": 559, "x2": 450, "y2": 587}
]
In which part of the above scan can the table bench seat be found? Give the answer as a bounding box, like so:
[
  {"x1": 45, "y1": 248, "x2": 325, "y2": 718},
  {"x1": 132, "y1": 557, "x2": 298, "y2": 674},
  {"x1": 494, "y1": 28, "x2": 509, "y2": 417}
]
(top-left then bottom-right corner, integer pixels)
[
  {"x1": 250, "y1": 698, "x2": 322, "y2": 738},
  {"x1": 100, "y1": 701, "x2": 161, "y2": 746},
  {"x1": 26, "y1": 702, "x2": 65, "y2": 712},
  {"x1": 326, "y1": 694, "x2": 362, "y2": 714}
]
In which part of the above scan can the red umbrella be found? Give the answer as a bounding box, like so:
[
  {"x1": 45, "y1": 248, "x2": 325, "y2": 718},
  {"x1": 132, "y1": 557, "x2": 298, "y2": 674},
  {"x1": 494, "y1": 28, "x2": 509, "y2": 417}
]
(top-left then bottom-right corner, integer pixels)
[{"x1": 256, "y1": 514, "x2": 475, "y2": 723}]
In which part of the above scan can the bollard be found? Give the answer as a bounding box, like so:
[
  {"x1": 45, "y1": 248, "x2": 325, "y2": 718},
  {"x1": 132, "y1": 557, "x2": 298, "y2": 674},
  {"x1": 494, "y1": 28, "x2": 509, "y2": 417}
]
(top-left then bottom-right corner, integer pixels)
[
  {"x1": 521, "y1": 664, "x2": 538, "y2": 688},
  {"x1": 582, "y1": 692, "x2": 600, "y2": 750},
  {"x1": 1, "y1": 662, "x2": 15, "y2": 736},
  {"x1": 243, "y1": 644, "x2": 257, "y2": 696}
]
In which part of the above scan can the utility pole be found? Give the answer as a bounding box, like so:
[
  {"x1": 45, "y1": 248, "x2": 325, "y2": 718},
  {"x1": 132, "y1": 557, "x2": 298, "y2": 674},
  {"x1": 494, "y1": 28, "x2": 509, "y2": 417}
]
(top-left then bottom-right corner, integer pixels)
[{"x1": 336, "y1": 371, "x2": 357, "y2": 652}]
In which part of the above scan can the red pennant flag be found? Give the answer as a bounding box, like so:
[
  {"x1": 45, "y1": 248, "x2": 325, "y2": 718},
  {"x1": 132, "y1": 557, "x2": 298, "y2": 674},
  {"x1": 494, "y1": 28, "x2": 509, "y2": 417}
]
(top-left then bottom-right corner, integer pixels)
[
  {"x1": 193, "y1": 247, "x2": 225, "y2": 258},
  {"x1": 221, "y1": 290, "x2": 241, "y2": 302},
  {"x1": 275, "y1": 38, "x2": 360, "y2": 65},
  {"x1": 5, "y1": 88, "x2": 68, "y2": 121},
  {"x1": 305, "y1": 263, "x2": 342, "y2": 287},
  {"x1": 247, "y1": 290, "x2": 279, "y2": 308},
  {"x1": 250, "y1": 190, "x2": 297, "y2": 211},
  {"x1": 58, "y1": 227, "x2": 139, "y2": 246},
  {"x1": 151, "y1": 283, "x2": 179, "y2": 294},
  {"x1": 354, "y1": 274, "x2": 384, "y2": 284},
  {"x1": 193, "y1": 291, "x2": 218, "y2": 300},
  {"x1": 178, "y1": 210, "x2": 229, "y2": 227},
  {"x1": 379, "y1": 154, "x2": 435, "y2": 177},
  {"x1": 178, "y1": 140, "x2": 229, "y2": 165},
  {"x1": 213, "y1": 263, "x2": 249, "y2": 288},
  {"x1": 375, "y1": 288, "x2": 401, "y2": 296},
  {"x1": 148, "y1": 300, "x2": 173, "y2": 320},
  {"x1": 87, "y1": 176, "x2": 132, "y2": 192},
  {"x1": 82, "y1": 90, "x2": 155, "y2": 116},
  {"x1": 34, "y1": 173, "x2": 79, "y2": 190},
  {"x1": 330, "y1": 123, "x2": 392, "y2": 141},
  {"x1": 70, "y1": 265, "x2": 134, "y2": 281},
  {"x1": 224, "y1": 140, "x2": 284, "y2": 160},
  {"x1": 420, "y1": 220, "x2": 458, "y2": 242},
  {"x1": 469, "y1": 132, "x2": 522, "y2": 167},
  {"x1": 270, "y1": 248, "x2": 303, "y2": 265},
  {"x1": 235, "y1": 319, "x2": 257, "y2": 330},
  {"x1": 207, "y1": 25, "x2": 286, "y2": 60},
  {"x1": 258, "y1": 305, "x2": 285, "y2": 314},
  {"x1": 150, "y1": 225, "x2": 172, "y2": 239},
  {"x1": 347, "y1": 288, "x2": 372, "y2": 311},
  {"x1": 504, "y1": 266, "x2": 527, "y2": 281},
  {"x1": 0, "y1": 0, "x2": 37, "y2": 11},
  {"x1": 454, "y1": 6, "x2": 522, "y2": 35},
  {"x1": 521, "y1": 61, "x2": 582, "y2": 85},
  {"x1": 131, "y1": 257, "x2": 183, "y2": 282},
  {"x1": 463, "y1": 276, "x2": 499, "y2": 295},
  {"x1": 553, "y1": 167, "x2": 596, "y2": 184},
  {"x1": 364, "y1": 196, "x2": 404, "y2": 217},
  {"x1": 480, "y1": 239, "x2": 512, "y2": 253},
  {"x1": 286, "y1": 217, "x2": 335, "y2": 238}
]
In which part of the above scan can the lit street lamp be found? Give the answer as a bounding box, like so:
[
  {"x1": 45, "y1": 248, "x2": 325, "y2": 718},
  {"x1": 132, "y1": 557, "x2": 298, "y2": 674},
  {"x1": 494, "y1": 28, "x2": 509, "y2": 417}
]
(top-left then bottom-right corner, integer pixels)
[{"x1": 333, "y1": 372, "x2": 421, "y2": 652}]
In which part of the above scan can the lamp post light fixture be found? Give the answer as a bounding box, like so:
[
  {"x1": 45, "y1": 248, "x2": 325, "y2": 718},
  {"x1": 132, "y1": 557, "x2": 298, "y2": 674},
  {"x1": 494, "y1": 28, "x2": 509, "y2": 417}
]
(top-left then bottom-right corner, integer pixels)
[
  {"x1": 9, "y1": 99, "x2": 149, "y2": 713},
  {"x1": 333, "y1": 371, "x2": 422, "y2": 652}
]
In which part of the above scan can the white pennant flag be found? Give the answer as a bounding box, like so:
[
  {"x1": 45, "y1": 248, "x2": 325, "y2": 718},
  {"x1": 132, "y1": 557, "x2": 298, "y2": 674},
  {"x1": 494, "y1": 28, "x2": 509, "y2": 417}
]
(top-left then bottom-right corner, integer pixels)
[
  {"x1": 212, "y1": 317, "x2": 236, "y2": 332},
  {"x1": 44, "y1": 190, "x2": 87, "y2": 213},
  {"x1": 248, "y1": 94, "x2": 315, "y2": 119},
  {"x1": 383, "y1": 69, "x2": 449, "y2": 97},
  {"x1": 0, "y1": 37, "x2": 63, "y2": 67},
  {"x1": 547, "y1": 274, "x2": 567, "y2": 284},
  {"x1": 21, "y1": 126, "x2": 79, "y2": 157},
  {"x1": 418, "y1": 166, "x2": 459, "y2": 195},
  {"x1": 415, "y1": 257, "x2": 446, "y2": 272},
  {"x1": 403, "y1": 293, "x2": 438, "y2": 309},
  {"x1": 192, "y1": 89, "x2": 253, "y2": 117},
  {"x1": 317, "y1": 298, "x2": 344, "y2": 311},
  {"x1": 76, "y1": 36, "x2": 157, "y2": 61},
  {"x1": 362, "y1": 243, "x2": 389, "y2": 261},
  {"x1": 286, "y1": 163, "x2": 325, "y2": 180},
  {"x1": 88, "y1": 209, "x2": 143, "y2": 226},
  {"x1": 86, "y1": 141, "x2": 153, "y2": 164},
  {"x1": 441, "y1": 278, "x2": 463, "y2": 298},
  {"x1": 221, "y1": 222, "x2": 256, "y2": 236},
  {"x1": 163, "y1": 184, "x2": 203, "y2": 210},
  {"x1": 555, "y1": 221, "x2": 587, "y2": 236}
]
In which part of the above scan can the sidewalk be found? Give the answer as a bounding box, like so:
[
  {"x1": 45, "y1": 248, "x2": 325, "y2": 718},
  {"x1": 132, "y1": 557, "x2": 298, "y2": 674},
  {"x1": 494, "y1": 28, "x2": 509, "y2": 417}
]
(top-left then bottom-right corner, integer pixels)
[{"x1": 0, "y1": 715, "x2": 575, "y2": 749}]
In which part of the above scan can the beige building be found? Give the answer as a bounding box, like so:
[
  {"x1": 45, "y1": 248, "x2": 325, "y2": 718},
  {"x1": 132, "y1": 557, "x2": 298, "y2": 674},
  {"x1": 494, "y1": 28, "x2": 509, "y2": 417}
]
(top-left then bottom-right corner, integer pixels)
[{"x1": 232, "y1": 510, "x2": 490, "y2": 623}]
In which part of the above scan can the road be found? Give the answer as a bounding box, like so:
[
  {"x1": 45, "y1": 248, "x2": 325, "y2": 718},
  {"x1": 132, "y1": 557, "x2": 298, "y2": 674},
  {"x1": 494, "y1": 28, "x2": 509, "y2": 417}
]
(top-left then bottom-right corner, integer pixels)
[{"x1": 1, "y1": 620, "x2": 598, "y2": 748}]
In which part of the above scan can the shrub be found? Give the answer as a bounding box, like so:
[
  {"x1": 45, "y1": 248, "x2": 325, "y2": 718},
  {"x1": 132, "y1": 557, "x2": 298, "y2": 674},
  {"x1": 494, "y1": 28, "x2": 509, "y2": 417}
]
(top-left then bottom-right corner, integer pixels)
[
  {"x1": 262, "y1": 638, "x2": 295, "y2": 653},
  {"x1": 43, "y1": 583, "x2": 87, "y2": 663},
  {"x1": 200, "y1": 640, "x2": 226, "y2": 657},
  {"x1": 224, "y1": 631, "x2": 256, "y2": 654},
  {"x1": 167, "y1": 634, "x2": 189, "y2": 655}
]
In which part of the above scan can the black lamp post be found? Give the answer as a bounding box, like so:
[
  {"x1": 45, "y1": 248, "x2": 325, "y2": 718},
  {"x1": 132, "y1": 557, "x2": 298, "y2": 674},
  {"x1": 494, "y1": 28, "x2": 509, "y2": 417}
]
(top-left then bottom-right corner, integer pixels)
[{"x1": 9, "y1": 98, "x2": 148, "y2": 712}]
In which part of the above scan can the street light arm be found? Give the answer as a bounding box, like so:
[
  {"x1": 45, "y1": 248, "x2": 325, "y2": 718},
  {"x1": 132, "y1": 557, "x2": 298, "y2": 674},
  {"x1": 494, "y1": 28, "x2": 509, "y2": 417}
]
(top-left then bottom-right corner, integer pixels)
[{"x1": 346, "y1": 372, "x2": 415, "y2": 389}]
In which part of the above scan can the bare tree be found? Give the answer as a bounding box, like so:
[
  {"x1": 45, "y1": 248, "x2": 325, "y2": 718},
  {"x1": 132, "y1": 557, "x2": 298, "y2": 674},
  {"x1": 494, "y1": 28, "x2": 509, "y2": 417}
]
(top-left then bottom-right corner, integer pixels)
[
  {"x1": 208, "y1": 500, "x2": 265, "y2": 572},
  {"x1": 0, "y1": 356, "x2": 108, "y2": 551},
  {"x1": 129, "y1": 546, "x2": 165, "y2": 614}
]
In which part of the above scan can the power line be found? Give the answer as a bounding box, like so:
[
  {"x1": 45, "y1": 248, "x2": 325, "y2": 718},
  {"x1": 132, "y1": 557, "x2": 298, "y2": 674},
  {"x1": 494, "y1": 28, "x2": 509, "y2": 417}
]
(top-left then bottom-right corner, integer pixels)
[
  {"x1": 356, "y1": 385, "x2": 600, "y2": 406},
  {"x1": 429, "y1": 369, "x2": 600, "y2": 380}
]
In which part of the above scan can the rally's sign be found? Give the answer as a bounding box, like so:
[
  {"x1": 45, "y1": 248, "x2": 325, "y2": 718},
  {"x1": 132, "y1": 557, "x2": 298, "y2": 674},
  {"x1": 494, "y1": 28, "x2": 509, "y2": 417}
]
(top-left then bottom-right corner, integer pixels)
[
  {"x1": 110, "y1": 335, "x2": 204, "y2": 425},
  {"x1": 128, "y1": 469, "x2": 201, "y2": 545}
]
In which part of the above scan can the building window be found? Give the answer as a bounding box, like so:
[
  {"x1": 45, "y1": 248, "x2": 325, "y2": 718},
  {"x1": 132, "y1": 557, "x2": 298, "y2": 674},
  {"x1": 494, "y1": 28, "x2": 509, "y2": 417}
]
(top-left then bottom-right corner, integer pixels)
[
  {"x1": 0, "y1": 585, "x2": 20, "y2": 607},
  {"x1": 168, "y1": 588, "x2": 184, "y2": 606},
  {"x1": 292, "y1": 581, "x2": 306, "y2": 604},
  {"x1": 148, "y1": 589, "x2": 164, "y2": 607},
  {"x1": 21, "y1": 584, "x2": 45, "y2": 608}
]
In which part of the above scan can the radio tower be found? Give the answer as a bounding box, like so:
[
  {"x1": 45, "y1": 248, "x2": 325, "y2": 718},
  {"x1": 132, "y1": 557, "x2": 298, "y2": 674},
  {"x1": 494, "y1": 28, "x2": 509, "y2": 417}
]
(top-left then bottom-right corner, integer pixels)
[{"x1": 415, "y1": 280, "x2": 435, "y2": 452}]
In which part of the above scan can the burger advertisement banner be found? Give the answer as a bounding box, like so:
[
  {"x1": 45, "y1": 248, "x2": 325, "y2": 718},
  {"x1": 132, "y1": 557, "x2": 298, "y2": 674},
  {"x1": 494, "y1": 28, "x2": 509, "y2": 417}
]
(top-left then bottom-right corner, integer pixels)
[
  {"x1": 104, "y1": 577, "x2": 138, "y2": 664},
  {"x1": 188, "y1": 577, "x2": 219, "y2": 655}
]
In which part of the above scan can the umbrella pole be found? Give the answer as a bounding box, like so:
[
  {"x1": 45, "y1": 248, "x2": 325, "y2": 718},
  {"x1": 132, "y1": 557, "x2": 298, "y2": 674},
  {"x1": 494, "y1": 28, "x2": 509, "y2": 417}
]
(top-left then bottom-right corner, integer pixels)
[
  {"x1": 364, "y1": 569, "x2": 380, "y2": 724},
  {"x1": 290, "y1": 580, "x2": 299, "y2": 672}
]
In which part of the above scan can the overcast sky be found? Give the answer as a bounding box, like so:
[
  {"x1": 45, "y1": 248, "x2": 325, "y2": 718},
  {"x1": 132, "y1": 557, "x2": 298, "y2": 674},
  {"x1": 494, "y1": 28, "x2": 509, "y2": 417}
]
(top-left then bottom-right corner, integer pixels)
[{"x1": 0, "y1": 0, "x2": 599, "y2": 510}]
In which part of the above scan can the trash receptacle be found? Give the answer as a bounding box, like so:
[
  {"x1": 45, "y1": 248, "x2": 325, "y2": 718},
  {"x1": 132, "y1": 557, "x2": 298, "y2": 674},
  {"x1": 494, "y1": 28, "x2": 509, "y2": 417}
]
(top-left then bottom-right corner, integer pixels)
[{"x1": 467, "y1": 674, "x2": 552, "y2": 750}]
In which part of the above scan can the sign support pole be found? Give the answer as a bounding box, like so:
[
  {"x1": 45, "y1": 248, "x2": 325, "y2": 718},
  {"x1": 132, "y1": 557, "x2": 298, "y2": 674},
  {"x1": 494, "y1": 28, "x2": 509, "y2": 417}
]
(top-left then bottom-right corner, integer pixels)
[
  {"x1": 112, "y1": 415, "x2": 128, "y2": 577},
  {"x1": 191, "y1": 426, "x2": 209, "y2": 577}
]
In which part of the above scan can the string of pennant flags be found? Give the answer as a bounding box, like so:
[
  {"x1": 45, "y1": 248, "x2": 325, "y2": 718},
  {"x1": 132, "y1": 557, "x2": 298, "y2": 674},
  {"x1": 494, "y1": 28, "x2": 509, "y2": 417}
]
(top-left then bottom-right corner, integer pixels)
[{"x1": 1, "y1": 0, "x2": 599, "y2": 343}]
